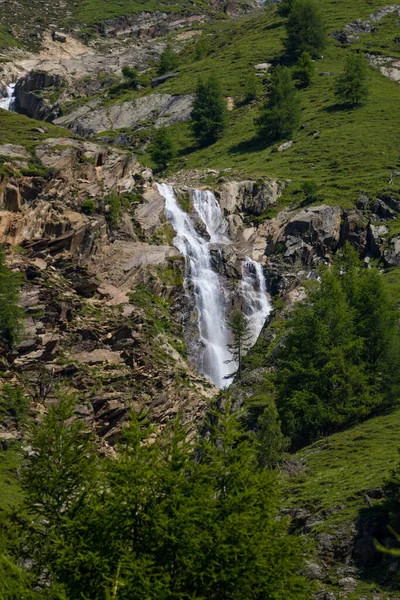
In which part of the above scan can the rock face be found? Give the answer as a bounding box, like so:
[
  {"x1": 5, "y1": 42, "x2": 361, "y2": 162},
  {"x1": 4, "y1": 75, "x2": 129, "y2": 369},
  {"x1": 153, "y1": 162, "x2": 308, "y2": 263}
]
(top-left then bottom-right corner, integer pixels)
[
  {"x1": 0, "y1": 140, "x2": 215, "y2": 445},
  {"x1": 55, "y1": 93, "x2": 193, "y2": 137},
  {"x1": 14, "y1": 70, "x2": 65, "y2": 121},
  {"x1": 281, "y1": 205, "x2": 342, "y2": 263}
]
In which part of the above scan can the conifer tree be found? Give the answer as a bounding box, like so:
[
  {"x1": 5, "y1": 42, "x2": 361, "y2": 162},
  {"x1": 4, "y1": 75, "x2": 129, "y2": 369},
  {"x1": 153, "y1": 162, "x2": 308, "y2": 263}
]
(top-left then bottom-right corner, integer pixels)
[
  {"x1": 225, "y1": 311, "x2": 253, "y2": 380},
  {"x1": 158, "y1": 43, "x2": 179, "y2": 75},
  {"x1": 335, "y1": 52, "x2": 369, "y2": 107},
  {"x1": 150, "y1": 127, "x2": 176, "y2": 171},
  {"x1": 0, "y1": 248, "x2": 24, "y2": 348},
  {"x1": 274, "y1": 244, "x2": 400, "y2": 448},
  {"x1": 191, "y1": 75, "x2": 228, "y2": 146},
  {"x1": 294, "y1": 50, "x2": 315, "y2": 87},
  {"x1": 256, "y1": 66, "x2": 300, "y2": 141},
  {"x1": 20, "y1": 392, "x2": 97, "y2": 577},
  {"x1": 285, "y1": 0, "x2": 326, "y2": 59}
]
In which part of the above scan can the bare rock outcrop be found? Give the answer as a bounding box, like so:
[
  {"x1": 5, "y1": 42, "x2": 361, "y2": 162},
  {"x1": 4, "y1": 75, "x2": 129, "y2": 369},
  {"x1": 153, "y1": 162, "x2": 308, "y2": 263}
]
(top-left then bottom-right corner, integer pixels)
[{"x1": 54, "y1": 93, "x2": 194, "y2": 137}]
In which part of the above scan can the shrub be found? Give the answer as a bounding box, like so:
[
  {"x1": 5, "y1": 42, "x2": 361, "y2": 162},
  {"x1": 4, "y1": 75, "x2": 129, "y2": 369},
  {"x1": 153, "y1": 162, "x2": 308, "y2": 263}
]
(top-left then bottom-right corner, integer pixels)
[
  {"x1": 81, "y1": 199, "x2": 96, "y2": 215},
  {"x1": 293, "y1": 51, "x2": 315, "y2": 87},
  {"x1": 158, "y1": 44, "x2": 179, "y2": 75}
]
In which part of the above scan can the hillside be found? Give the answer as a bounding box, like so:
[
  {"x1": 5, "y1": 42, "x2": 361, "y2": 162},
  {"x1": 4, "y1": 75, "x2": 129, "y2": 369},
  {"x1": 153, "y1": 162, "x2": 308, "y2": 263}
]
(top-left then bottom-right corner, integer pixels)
[{"x1": 1, "y1": 0, "x2": 400, "y2": 597}]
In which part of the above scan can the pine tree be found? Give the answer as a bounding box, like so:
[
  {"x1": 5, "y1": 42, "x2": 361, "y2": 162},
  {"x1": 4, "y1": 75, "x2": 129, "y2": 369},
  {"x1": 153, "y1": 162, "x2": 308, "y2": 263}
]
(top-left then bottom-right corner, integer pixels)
[
  {"x1": 0, "y1": 248, "x2": 24, "y2": 348},
  {"x1": 191, "y1": 75, "x2": 228, "y2": 146},
  {"x1": 256, "y1": 66, "x2": 300, "y2": 141},
  {"x1": 158, "y1": 44, "x2": 179, "y2": 75},
  {"x1": 256, "y1": 403, "x2": 289, "y2": 469},
  {"x1": 121, "y1": 65, "x2": 139, "y2": 89},
  {"x1": 277, "y1": 0, "x2": 295, "y2": 17},
  {"x1": 150, "y1": 127, "x2": 176, "y2": 171},
  {"x1": 285, "y1": 0, "x2": 326, "y2": 59},
  {"x1": 225, "y1": 311, "x2": 253, "y2": 380},
  {"x1": 20, "y1": 392, "x2": 97, "y2": 577},
  {"x1": 243, "y1": 71, "x2": 260, "y2": 103},
  {"x1": 274, "y1": 245, "x2": 400, "y2": 449},
  {"x1": 294, "y1": 50, "x2": 315, "y2": 87},
  {"x1": 335, "y1": 52, "x2": 369, "y2": 107}
]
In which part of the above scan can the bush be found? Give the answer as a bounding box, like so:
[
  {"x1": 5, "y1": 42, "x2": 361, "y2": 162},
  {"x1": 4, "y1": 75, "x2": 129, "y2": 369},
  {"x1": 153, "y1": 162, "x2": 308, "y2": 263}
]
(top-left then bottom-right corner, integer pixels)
[
  {"x1": 335, "y1": 52, "x2": 369, "y2": 107},
  {"x1": 285, "y1": 0, "x2": 326, "y2": 59},
  {"x1": 243, "y1": 71, "x2": 260, "y2": 103},
  {"x1": 256, "y1": 66, "x2": 300, "y2": 141},
  {"x1": 158, "y1": 44, "x2": 179, "y2": 75},
  {"x1": 301, "y1": 179, "x2": 321, "y2": 205},
  {"x1": 121, "y1": 65, "x2": 139, "y2": 89},
  {"x1": 191, "y1": 75, "x2": 228, "y2": 146},
  {"x1": 0, "y1": 384, "x2": 29, "y2": 426},
  {"x1": 0, "y1": 248, "x2": 24, "y2": 348},
  {"x1": 293, "y1": 51, "x2": 315, "y2": 87},
  {"x1": 81, "y1": 199, "x2": 96, "y2": 215},
  {"x1": 150, "y1": 127, "x2": 176, "y2": 171},
  {"x1": 105, "y1": 193, "x2": 121, "y2": 228}
]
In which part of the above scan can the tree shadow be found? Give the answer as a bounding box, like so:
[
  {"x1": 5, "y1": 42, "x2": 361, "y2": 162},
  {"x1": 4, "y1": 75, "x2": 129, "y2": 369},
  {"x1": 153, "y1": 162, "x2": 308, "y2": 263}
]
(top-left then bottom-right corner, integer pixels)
[
  {"x1": 352, "y1": 500, "x2": 399, "y2": 591},
  {"x1": 228, "y1": 135, "x2": 269, "y2": 155},
  {"x1": 324, "y1": 102, "x2": 353, "y2": 113}
]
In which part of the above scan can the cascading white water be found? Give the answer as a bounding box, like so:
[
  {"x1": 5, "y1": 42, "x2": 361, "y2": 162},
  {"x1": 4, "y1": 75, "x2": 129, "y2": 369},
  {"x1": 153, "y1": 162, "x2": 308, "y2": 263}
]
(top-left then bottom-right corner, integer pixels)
[
  {"x1": 157, "y1": 184, "x2": 271, "y2": 388},
  {"x1": 0, "y1": 83, "x2": 16, "y2": 111},
  {"x1": 191, "y1": 189, "x2": 228, "y2": 242},
  {"x1": 157, "y1": 183, "x2": 233, "y2": 388},
  {"x1": 240, "y1": 258, "x2": 272, "y2": 345}
]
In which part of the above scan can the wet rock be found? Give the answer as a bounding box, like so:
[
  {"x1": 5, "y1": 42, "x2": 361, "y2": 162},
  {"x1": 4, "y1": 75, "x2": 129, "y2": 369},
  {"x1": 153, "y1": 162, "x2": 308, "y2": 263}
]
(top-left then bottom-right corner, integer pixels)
[{"x1": 151, "y1": 72, "x2": 179, "y2": 87}]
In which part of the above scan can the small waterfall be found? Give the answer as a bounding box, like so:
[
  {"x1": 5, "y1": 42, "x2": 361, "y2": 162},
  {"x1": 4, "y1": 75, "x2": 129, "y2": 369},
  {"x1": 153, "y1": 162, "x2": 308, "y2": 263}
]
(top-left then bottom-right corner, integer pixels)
[
  {"x1": 191, "y1": 189, "x2": 228, "y2": 242},
  {"x1": 157, "y1": 183, "x2": 232, "y2": 388},
  {"x1": 240, "y1": 258, "x2": 272, "y2": 345},
  {"x1": 0, "y1": 83, "x2": 16, "y2": 111}
]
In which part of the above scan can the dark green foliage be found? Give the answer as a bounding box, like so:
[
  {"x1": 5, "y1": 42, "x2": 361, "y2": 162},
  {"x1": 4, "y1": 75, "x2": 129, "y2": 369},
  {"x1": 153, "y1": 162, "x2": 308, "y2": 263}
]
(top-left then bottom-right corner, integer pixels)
[
  {"x1": 121, "y1": 65, "x2": 139, "y2": 89},
  {"x1": 20, "y1": 393, "x2": 96, "y2": 574},
  {"x1": 277, "y1": 0, "x2": 295, "y2": 17},
  {"x1": 0, "y1": 385, "x2": 29, "y2": 426},
  {"x1": 256, "y1": 66, "x2": 300, "y2": 141},
  {"x1": 194, "y1": 34, "x2": 211, "y2": 60},
  {"x1": 158, "y1": 43, "x2": 179, "y2": 75},
  {"x1": 150, "y1": 127, "x2": 177, "y2": 171},
  {"x1": 301, "y1": 179, "x2": 322, "y2": 205},
  {"x1": 256, "y1": 403, "x2": 289, "y2": 469},
  {"x1": 335, "y1": 52, "x2": 369, "y2": 107},
  {"x1": 0, "y1": 248, "x2": 24, "y2": 348},
  {"x1": 243, "y1": 71, "x2": 260, "y2": 103},
  {"x1": 275, "y1": 244, "x2": 400, "y2": 448},
  {"x1": 225, "y1": 311, "x2": 253, "y2": 380},
  {"x1": 191, "y1": 75, "x2": 228, "y2": 146},
  {"x1": 293, "y1": 51, "x2": 315, "y2": 87},
  {"x1": 17, "y1": 406, "x2": 309, "y2": 599},
  {"x1": 285, "y1": 0, "x2": 326, "y2": 58},
  {"x1": 81, "y1": 199, "x2": 95, "y2": 214},
  {"x1": 105, "y1": 193, "x2": 121, "y2": 227}
]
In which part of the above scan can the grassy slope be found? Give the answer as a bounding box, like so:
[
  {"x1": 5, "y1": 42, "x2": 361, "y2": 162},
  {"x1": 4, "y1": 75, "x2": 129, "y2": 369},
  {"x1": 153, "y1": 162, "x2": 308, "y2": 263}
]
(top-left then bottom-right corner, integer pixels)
[{"x1": 134, "y1": 1, "x2": 400, "y2": 208}]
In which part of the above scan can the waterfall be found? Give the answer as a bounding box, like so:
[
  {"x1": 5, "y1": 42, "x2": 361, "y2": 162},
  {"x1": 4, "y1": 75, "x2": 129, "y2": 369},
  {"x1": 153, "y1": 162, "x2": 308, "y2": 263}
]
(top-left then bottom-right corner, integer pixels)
[
  {"x1": 157, "y1": 183, "x2": 271, "y2": 388},
  {"x1": 157, "y1": 183, "x2": 232, "y2": 388},
  {"x1": 240, "y1": 258, "x2": 272, "y2": 345},
  {"x1": 0, "y1": 83, "x2": 16, "y2": 111}
]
